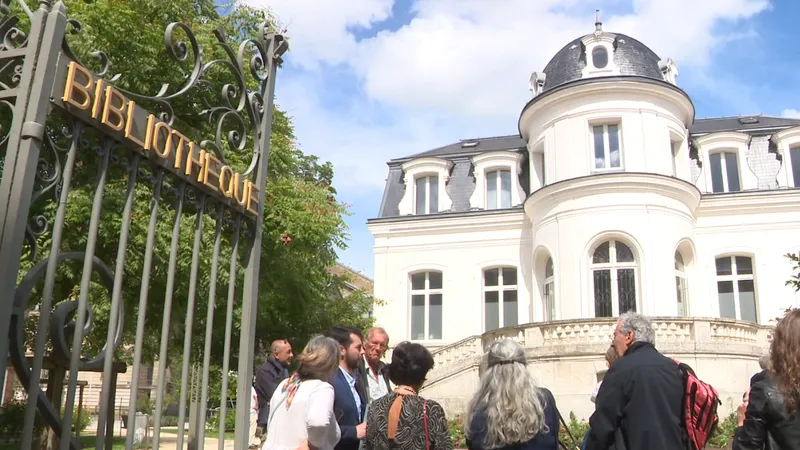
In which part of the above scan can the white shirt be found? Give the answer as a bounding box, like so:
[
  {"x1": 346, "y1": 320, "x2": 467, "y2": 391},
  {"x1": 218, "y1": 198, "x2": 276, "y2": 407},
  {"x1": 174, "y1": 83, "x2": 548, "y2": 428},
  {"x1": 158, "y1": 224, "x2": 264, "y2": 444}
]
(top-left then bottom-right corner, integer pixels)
[
  {"x1": 363, "y1": 357, "x2": 389, "y2": 402},
  {"x1": 265, "y1": 379, "x2": 341, "y2": 450},
  {"x1": 339, "y1": 367, "x2": 362, "y2": 414},
  {"x1": 251, "y1": 386, "x2": 258, "y2": 414},
  {"x1": 591, "y1": 380, "x2": 603, "y2": 404}
]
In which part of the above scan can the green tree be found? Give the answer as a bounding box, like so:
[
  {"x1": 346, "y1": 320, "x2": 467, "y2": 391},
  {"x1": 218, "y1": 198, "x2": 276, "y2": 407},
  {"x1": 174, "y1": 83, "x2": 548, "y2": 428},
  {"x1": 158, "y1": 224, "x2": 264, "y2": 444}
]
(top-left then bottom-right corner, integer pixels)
[{"x1": 11, "y1": 0, "x2": 374, "y2": 386}]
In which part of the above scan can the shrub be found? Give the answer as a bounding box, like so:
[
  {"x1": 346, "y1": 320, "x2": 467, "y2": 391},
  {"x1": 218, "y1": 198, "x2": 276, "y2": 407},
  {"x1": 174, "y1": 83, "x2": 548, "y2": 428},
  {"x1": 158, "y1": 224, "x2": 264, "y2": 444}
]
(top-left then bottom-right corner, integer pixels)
[
  {"x1": 205, "y1": 410, "x2": 237, "y2": 433},
  {"x1": 70, "y1": 407, "x2": 92, "y2": 434},
  {"x1": 707, "y1": 411, "x2": 737, "y2": 449},
  {"x1": 558, "y1": 412, "x2": 590, "y2": 448},
  {"x1": 447, "y1": 415, "x2": 466, "y2": 448},
  {"x1": 0, "y1": 400, "x2": 45, "y2": 436}
]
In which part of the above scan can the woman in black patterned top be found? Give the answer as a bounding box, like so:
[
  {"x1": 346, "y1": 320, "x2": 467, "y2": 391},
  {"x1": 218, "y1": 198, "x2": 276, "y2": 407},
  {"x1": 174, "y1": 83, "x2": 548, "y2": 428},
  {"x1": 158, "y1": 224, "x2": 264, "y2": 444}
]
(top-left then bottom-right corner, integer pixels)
[{"x1": 365, "y1": 342, "x2": 453, "y2": 450}]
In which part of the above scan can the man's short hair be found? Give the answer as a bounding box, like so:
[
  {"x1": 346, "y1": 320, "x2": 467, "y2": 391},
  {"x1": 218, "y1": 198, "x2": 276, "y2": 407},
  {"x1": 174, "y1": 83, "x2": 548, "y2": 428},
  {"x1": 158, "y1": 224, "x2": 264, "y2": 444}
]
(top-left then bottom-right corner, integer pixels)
[
  {"x1": 270, "y1": 339, "x2": 289, "y2": 354},
  {"x1": 367, "y1": 327, "x2": 389, "y2": 343},
  {"x1": 619, "y1": 312, "x2": 656, "y2": 345},
  {"x1": 325, "y1": 326, "x2": 362, "y2": 349}
]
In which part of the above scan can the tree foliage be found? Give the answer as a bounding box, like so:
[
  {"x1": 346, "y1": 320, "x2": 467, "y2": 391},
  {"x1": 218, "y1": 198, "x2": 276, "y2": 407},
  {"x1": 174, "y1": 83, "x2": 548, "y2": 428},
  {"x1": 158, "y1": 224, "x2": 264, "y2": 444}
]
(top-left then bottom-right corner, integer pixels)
[{"x1": 12, "y1": 0, "x2": 374, "y2": 382}]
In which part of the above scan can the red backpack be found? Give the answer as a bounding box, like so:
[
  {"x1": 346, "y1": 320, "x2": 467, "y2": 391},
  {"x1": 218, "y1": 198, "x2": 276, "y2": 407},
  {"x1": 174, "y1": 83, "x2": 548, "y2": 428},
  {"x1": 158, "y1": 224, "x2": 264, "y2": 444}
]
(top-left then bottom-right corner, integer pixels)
[{"x1": 674, "y1": 360, "x2": 722, "y2": 450}]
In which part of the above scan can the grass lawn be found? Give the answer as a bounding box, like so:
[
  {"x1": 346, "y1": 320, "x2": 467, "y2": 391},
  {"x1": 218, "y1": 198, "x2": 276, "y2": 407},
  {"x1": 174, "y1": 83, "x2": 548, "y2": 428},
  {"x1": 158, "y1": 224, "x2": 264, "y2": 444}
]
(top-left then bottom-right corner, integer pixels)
[
  {"x1": 159, "y1": 427, "x2": 237, "y2": 441},
  {"x1": 0, "y1": 435, "x2": 126, "y2": 450}
]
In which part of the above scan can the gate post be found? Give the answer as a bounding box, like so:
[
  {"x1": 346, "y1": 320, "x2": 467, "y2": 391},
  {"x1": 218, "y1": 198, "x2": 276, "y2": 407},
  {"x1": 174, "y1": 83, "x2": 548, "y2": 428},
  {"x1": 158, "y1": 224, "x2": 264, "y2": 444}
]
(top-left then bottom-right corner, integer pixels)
[
  {"x1": 234, "y1": 29, "x2": 287, "y2": 450},
  {"x1": 0, "y1": 0, "x2": 51, "y2": 397}
]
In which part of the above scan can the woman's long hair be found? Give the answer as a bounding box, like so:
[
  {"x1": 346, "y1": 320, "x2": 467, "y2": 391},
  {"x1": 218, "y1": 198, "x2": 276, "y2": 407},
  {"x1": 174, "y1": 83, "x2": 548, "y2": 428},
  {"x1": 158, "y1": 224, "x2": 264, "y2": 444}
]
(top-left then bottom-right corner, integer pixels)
[
  {"x1": 770, "y1": 308, "x2": 800, "y2": 412},
  {"x1": 464, "y1": 339, "x2": 548, "y2": 449}
]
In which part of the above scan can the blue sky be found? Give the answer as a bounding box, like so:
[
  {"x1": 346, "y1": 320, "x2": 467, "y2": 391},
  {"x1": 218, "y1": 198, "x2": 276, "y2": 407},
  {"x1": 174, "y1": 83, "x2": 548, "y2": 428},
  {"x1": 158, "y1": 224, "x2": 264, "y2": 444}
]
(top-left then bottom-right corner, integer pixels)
[{"x1": 242, "y1": 0, "x2": 800, "y2": 279}]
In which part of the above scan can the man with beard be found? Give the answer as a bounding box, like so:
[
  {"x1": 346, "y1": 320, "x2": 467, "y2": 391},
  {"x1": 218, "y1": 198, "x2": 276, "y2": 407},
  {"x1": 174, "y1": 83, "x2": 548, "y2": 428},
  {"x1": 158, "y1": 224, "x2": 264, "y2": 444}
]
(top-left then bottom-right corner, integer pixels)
[
  {"x1": 326, "y1": 326, "x2": 367, "y2": 450},
  {"x1": 254, "y1": 339, "x2": 293, "y2": 439}
]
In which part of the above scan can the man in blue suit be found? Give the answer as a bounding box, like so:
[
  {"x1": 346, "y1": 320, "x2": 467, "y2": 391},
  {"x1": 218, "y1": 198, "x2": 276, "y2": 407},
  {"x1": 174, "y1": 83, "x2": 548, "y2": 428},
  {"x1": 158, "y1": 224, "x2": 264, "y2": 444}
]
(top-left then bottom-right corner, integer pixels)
[{"x1": 325, "y1": 326, "x2": 367, "y2": 450}]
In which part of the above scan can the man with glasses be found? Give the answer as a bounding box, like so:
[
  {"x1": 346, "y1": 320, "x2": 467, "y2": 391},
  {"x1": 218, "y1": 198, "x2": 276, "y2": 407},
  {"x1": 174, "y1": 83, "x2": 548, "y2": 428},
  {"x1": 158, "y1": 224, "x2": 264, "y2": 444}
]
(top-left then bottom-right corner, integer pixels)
[{"x1": 358, "y1": 327, "x2": 392, "y2": 403}]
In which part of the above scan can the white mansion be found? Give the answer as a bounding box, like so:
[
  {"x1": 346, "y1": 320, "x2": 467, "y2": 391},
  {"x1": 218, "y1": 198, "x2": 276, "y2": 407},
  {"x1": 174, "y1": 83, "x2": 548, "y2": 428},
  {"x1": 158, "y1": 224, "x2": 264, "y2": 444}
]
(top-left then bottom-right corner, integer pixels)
[{"x1": 367, "y1": 21, "x2": 800, "y2": 419}]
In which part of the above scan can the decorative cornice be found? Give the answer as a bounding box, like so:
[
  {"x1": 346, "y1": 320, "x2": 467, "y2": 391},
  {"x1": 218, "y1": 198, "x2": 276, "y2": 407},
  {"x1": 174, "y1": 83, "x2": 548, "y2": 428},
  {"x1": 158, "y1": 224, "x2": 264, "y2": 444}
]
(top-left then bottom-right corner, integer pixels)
[
  {"x1": 401, "y1": 157, "x2": 453, "y2": 175},
  {"x1": 697, "y1": 189, "x2": 800, "y2": 217},
  {"x1": 368, "y1": 209, "x2": 526, "y2": 238},
  {"x1": 694, "y1": 131, "x2": 751, "y2": 150},
  {"x1": 523, "y1": 172, "x2": 702, "y2": 222}
]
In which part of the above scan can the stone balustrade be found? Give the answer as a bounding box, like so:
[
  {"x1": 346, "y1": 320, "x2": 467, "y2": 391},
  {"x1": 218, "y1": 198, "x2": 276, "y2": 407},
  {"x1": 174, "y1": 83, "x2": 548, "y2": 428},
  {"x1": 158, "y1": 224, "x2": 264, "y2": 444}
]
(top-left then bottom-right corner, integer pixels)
[{"x1": 427, "y1": 317, "x2": 771, "y2": 386}]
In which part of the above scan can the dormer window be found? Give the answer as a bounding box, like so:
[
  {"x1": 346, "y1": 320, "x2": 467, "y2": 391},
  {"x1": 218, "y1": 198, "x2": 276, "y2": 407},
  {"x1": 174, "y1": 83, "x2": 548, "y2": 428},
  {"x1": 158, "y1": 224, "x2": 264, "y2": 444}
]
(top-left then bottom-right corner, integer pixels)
[
  {"x1": 469, "y1": 151, "x2": 526, "y2": 210},
  {"x1": 415, "y1": 175, "x2": 439, "y2": 214},
  {"x1": 398, "y1": 158, "x2": 453, "y2": 216},
  {"x1": 709, "y1": 151, "x2": 740, "y2": 193},
  {"x1": 486, "y1": 169, "x2": 512, "y2": 210},
  {"x1": 592, "y1": 47, "x2": 608, "y2": 69}
]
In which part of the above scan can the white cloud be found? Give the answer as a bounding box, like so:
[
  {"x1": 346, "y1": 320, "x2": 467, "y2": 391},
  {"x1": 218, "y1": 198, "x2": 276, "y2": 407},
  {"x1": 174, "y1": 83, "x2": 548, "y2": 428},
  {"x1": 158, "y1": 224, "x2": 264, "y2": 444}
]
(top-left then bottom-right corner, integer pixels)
[
  {"x1": 246, "y1": 0, "x2": 394, "y2": 69},
  {"x1": 782, "y1": 109, "x2": 800, "y2": 119}
]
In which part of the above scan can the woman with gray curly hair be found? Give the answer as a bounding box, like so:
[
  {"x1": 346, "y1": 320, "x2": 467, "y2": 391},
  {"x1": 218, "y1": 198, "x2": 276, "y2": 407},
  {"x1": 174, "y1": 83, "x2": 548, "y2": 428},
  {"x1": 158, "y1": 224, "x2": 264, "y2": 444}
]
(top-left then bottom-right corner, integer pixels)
[{"x1": 464, "y1": 339, "x2": 558, "y2": 450}]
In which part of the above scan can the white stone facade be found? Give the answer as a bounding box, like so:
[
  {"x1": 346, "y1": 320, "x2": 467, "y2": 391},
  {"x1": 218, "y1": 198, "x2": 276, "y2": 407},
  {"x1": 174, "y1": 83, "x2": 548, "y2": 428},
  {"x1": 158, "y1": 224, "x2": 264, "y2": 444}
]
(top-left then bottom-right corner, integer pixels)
[{"x1": 369, "y1": 28, "x2": 800, "y2": 420}]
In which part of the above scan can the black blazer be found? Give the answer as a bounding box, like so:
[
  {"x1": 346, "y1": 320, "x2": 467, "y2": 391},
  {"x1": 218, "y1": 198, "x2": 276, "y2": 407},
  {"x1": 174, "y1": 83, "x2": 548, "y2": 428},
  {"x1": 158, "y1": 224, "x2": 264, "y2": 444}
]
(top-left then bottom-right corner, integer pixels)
[
  {"x1": 329, "y1": 368, "x2": 367, "y2": 450},
  {"x1": 734, "y1": 378, "x2": 800, "y2": 450}
]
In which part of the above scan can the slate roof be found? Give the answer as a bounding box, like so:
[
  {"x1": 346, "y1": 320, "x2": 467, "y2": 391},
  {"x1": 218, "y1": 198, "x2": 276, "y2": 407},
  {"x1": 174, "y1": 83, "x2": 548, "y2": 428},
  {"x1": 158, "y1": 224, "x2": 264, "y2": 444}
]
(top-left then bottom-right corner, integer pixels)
[
  {"x1": 690, "y1": 115, "x2": 800, "y2": 135},
  {"x1": 542, "y1": 33, "x2": 663, "y2": 93},
  {"x1": 390, "y1": 134, "x2": 526, "y2": 164}
]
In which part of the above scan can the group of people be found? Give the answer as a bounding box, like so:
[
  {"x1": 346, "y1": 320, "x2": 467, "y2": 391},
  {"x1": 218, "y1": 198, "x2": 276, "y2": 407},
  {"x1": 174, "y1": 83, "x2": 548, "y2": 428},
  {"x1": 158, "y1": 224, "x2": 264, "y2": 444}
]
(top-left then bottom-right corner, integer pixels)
[{"x1": 247, "y1": 309, "x2": 800, "y2": 450}]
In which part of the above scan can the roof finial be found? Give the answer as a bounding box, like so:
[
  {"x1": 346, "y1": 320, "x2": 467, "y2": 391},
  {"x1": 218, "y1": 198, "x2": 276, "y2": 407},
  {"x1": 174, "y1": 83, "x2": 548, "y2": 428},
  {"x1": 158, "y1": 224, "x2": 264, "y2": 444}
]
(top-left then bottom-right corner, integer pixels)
[{"x1": 595, "y1": 9, "x2": 603, "y2": 32}]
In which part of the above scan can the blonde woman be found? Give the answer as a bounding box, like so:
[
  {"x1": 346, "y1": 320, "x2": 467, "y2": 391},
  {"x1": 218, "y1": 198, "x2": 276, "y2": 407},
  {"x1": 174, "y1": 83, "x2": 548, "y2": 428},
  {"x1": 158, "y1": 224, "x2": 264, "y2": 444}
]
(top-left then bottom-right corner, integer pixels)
[
  {"x1": 265, "y1": 336, "x2": 342, "y2": 450},
  {"x1": 465, "y1": 339, "x2": 558, "y2": 450}
]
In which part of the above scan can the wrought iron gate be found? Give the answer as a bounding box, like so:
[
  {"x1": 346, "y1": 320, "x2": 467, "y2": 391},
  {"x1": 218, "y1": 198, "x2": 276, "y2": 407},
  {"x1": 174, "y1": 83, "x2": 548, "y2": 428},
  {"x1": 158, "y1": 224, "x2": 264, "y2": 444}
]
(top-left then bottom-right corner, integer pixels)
[{"x1": 0, "y1": 1, "x2": 286, "y2": 449}]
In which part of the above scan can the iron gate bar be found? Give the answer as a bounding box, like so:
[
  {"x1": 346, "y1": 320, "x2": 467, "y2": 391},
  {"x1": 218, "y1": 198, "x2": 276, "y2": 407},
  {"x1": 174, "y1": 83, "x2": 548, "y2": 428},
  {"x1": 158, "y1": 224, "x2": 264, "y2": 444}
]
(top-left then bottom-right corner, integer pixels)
[
  {"x1": 176, "y1": 193, "x2": 207, "y2": 450},
  {"x1": 219, "y1": 216, "x2": 242, "y2": 450},
  {"x1": 198, "y1": 205, "x2": 225, "y2": 445},
  {"x1": 95, "y1": 151, "x2": 140, "y2": 450},
  {"x1": 235, "y1": 30, "x2": 286, "y2": 450},
  {"x1": 151, "y1": 182, "x2": 187, "y2": 450},
  {"x1": 124, "y1": 168, "x2": 164, "y2": 450},
  {"x1": 20, "y1": 120, "x2": 82, "y2": 450},
  {"x1": 61, "y1": 135, "x2": 113, "y2": 450},
  {"x1": 0, "y1": 1, "x2": 56, "y2": 400}
]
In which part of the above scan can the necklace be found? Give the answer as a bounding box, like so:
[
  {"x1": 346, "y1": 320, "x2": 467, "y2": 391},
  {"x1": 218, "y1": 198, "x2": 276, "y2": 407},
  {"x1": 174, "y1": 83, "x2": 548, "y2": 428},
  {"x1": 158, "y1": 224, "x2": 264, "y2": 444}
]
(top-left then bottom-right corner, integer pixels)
[{"x1": 394, "y1": 385, "x2": 417, "y2": 396}]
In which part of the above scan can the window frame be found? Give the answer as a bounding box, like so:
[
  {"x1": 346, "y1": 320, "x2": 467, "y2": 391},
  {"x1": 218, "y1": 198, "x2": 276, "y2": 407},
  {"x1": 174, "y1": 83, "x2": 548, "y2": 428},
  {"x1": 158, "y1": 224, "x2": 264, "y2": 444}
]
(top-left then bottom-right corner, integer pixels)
[
  {"x1": 485, "y1": 168, "x2": 512, "y2": 210},
  {"x1": 591, "y1": 123, "x2": 623, "y2": 171},
  {"x1": 675, "y1": 251, "x2": 688, "y2": 317},
  {"x1": 482, "y1": 266, "x2": 519, "y2": 332},
  {"x1": 708, "y1": 150, "x2": 741, "y2": 193},
  {"x1": 544, "y1": 257, "x2": 555, "y2": 321},
  {"x1": 590, "y1": 239, "x2": 639, "y2": 317},
  {"x1": 715, "y1": 255, "x2": 758, "y2": 322},
  {"x1": 409, "y1": 271, "x2": 444, "y2": 341},
  {"x1": 413, "y1": 174, "x2": 439, "y2": 215}
]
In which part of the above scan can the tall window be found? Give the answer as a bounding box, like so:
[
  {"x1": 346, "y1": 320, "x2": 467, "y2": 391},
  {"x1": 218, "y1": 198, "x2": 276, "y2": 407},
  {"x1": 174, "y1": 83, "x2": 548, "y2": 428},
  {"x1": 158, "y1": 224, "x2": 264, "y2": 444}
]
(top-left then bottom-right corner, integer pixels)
[
  {"x1": 486, "y1": 169, "x2": 512, "y2": 209},
  {"x1": 484, "y1": 267, "x2": 518, "y2": 331},
  {"x1": 591, "y1": 240, "x2": 637, "y2": 317},
  {"x1": 415, "y1": 175, "x2": 439, "y2": 215},
  {"x1": 410, "y1": 271, "x2": 443, "y2": 340},
  {"x1": 592, "y1": 124, "x2": 621, "y2": 170},
  {"x1": 709, "y1": 152, "x2": 740, "y2": 193},
  {"x1": 671, "y1": 141, "x2": 679, "y2": 177},
  {"x1": 716, "y1": 256, "x2": 757, "y2": 322},
  {"x1": 544, "y1": 258, "x2": 555, "y2": 321},
  {"x1": 675, "y1": 251, "x2": 688, "y2": 317},
  {"x1": 790, "y1": 146, "x2": 800, "y2": 187}
]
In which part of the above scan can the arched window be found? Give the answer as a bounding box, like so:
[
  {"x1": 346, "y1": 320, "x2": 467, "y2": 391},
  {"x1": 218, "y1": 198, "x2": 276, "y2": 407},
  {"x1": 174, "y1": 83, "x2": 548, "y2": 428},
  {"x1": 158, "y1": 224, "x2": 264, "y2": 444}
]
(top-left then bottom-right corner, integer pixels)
[
  {"x1": 675, "y1": 251, "x2": 688, "y2": 316},
  {"x1": 410, "y1": 271, "x2": 443, "y2": 340},
  {"x1": 591, "y1": 240, "x2": 637, "y2": 317},
  {"x1": 715, "y1": 256, "x2": 757, "y2": 322},
  {"x1": 483, "y1": 267, "x2": 518, "y2": 331},
  {"x1": 592, "y1": 46, "x2": 608, "y2": 69},
  {"x1": 544, "y1": 258, "x2": 555, "y2": 321}
]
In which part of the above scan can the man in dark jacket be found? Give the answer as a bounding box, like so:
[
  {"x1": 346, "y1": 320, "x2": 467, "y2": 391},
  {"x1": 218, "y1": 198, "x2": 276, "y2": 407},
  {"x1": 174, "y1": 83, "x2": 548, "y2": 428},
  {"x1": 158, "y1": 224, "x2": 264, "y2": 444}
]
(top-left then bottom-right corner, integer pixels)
[
  {"x1": 585, "y1": 312, "x2": 685, "y2": 450},
  {"x1": 254, "y1": 339, "x2": 293, "y2": 431},
  {"x1": 749, "y1": 352, "x2": 769, "y2": 387},
  {"x1": 326, "y1": 326, "x2": 367, "y2": 450},
  {"x1": 357, "y1": 327, "x2": 392, "y2": 404}
]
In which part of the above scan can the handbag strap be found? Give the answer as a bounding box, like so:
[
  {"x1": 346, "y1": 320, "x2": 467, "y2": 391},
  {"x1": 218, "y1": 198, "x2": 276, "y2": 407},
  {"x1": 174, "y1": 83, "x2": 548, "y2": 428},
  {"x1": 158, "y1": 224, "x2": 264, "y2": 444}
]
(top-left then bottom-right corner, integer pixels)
[{"x1": 423, "y1": 399, "x2": 430, "y2": 450}]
